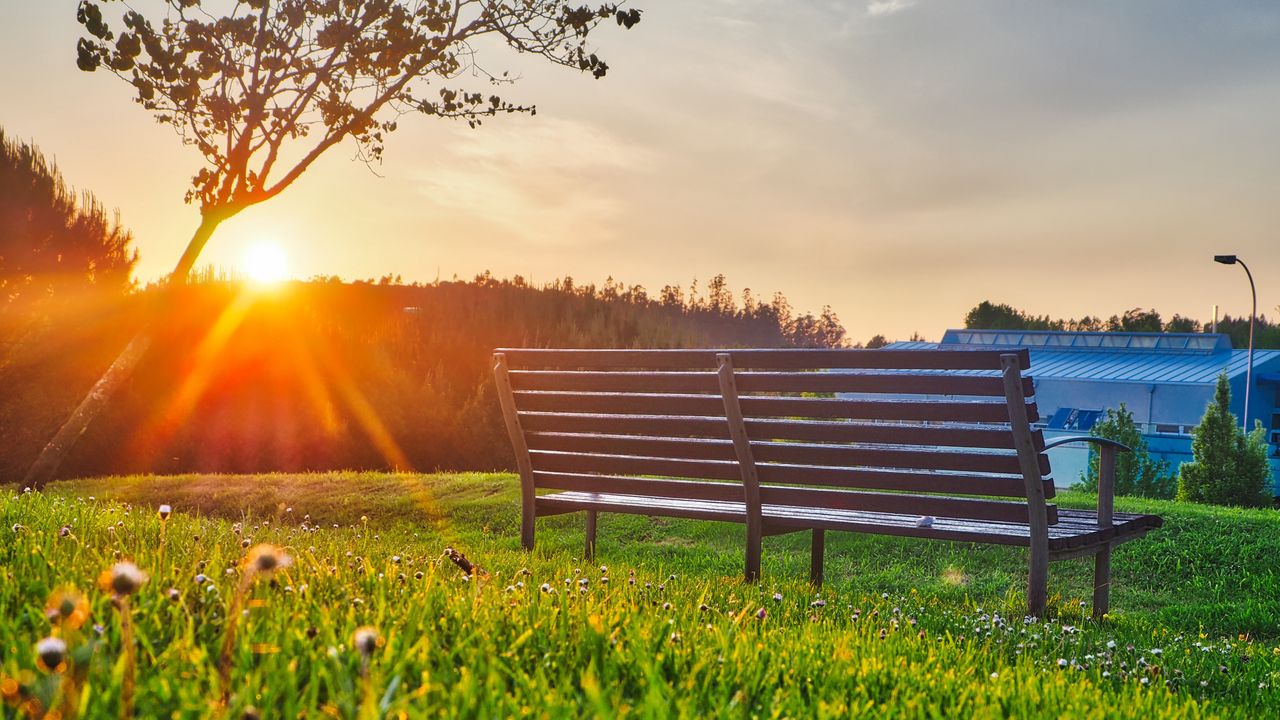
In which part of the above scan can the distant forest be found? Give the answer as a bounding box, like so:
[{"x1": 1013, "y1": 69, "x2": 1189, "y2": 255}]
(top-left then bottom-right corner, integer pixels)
[
  {"x1": 964, "y1": 301, "x2": 1280, "y2": 349},
  {"x1": 0, "y1": 272, "x2": 848, "y2": 482}
]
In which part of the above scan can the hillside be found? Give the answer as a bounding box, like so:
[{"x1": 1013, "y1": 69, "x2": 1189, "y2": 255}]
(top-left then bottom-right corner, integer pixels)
[{"x1": 1, "y1": 472, "x2": 1274, "y2": 717}]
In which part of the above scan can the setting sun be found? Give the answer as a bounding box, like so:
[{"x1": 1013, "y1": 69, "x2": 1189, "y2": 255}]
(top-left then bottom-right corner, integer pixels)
[{"x1": 243, "y1": 242, "x2": 289, "y2": 285}]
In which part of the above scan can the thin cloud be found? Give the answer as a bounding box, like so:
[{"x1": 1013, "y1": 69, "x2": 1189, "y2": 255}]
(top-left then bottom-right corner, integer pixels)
[{"x1": 867, "y1": 0, "x2": 917, "y2": 17}]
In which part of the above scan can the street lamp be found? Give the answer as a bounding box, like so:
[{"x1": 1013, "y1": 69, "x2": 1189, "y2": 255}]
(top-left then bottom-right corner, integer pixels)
[{"x1": 1214, "y1": 254, "x2": 1256, "y2": 431}]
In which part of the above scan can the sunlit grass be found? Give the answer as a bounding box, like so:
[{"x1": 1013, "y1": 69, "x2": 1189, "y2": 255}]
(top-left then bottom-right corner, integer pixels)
[{"x1": 0, "y1": 474, "x2": 1276, "y2": 717}]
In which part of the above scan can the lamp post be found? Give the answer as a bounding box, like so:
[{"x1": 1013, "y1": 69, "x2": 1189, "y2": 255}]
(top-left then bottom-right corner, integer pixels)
[{"x1": 1214, "y1": 255, "x2": 1256, "y2": 431}]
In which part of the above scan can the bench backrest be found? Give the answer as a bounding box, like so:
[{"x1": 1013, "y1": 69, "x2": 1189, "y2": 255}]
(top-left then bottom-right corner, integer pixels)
[{"x1": 493, "y1": 348, "x2": 1055, "y2": 526}]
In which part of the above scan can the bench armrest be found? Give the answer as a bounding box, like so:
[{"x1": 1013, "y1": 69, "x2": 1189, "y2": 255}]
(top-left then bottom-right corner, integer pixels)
[
  {"x1": 1042, "y1": 436, "x2": 1132, "y2": 453},
  {"x1": 1041, "y1": 436, "x2": 1130, "y2": 528}
]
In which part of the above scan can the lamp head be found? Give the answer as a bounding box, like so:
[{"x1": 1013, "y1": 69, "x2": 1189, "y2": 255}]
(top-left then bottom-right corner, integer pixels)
[{"x1": 1214, "y1": 254, "x2": 1238, "y2": 265}]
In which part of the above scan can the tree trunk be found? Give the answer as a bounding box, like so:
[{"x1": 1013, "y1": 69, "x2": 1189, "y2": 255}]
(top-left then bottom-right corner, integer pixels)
[{"x1": 23, "y1": 211, "x2": 226, "y2": 489}]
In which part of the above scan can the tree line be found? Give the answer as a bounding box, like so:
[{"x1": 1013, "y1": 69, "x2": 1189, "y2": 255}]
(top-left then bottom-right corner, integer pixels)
[
  {"x1": 964, "y1": 300, "x2": 1280, "y2": 348},
  {"x1": 0, "y1": 269, "x2": 848, "y2": 482}
]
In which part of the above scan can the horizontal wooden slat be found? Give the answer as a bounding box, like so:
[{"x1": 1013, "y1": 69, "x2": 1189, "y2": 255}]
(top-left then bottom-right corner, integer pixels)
[
  {"x1": 757, "y1": 486, "x2": 1055, "y2": 524},
  {"x1": 520, "y1": 412, "x2": 732, "y2": 437},
  {"x1": 498, "y1": 348, "x2": 1030, "y2": 371},
  {"x1": 746, "y1": 419, "x2": 1047, "y2": 451},
  {"x1": 508, "y1": 370, "x2": 1032, "y2": 397},
  {"x1": 533, "y1": 472, "x2": 745, "y2": 501},
  {"x1": 753, "y1": 463, "x2": 1055, "y2": 499},
  {"x1": 527, "y1": 450, "x2": 1052, "y2": 499},
  {"x1": 514, "y1": 392, "x2": 1038, "y2": 423},
  {"x1": 517, "y1": 412, "x2": 1046, "y2": 451},
  {"x1": 527, "y1": 433, "x2": 737, "y2": 460},
  {"x1": 524, "y1": 432, "x2": 1047, "y2": 475},
  {"x1": 528, "y1": 450, "x2": 744, "y2": 481},
  {"x1": 751, "y1": 442, "x2": 1046, "y2": 476}
]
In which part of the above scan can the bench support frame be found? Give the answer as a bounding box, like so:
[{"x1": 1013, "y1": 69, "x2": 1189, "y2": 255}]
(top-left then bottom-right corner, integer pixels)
[
  {"x1": 717, "y1": 353, "x2": 765, "y2": 582},
  {"x1": 494, "y1": 353, "x2": 538, "y2": 551},
  {"x1": 495, "y1": 348, "x2": 1147, "y2": 619},
  {"x1": 1001, "y1": 354, "x2": 1051, "y2": 617}
]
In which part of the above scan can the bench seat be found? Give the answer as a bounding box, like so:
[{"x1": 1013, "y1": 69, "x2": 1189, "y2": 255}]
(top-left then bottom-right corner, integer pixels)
[{"x1": 537, "y1": 491, "x2": 1163, "y2": 552}]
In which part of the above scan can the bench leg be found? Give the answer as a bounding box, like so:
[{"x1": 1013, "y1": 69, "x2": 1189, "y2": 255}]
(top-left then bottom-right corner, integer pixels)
[
  {"x1": 810, "y1": 529, "x2": 825, "y2": 586},
  {"x1": 584, "y1": 510, "x2": 598, "y2": 561},
  {"x1": 745, "y1": 521, "x2": 762, "y2": 583},
  {"x1": 1093, "y1": 544, "x2": 1112, "y2": 619},
  {"x1": 521, "y1": 506, "x2": 535, "y2": 552},
  {"x1": 1027, "y1": 545, "x2": 1048, "y2": 617}
]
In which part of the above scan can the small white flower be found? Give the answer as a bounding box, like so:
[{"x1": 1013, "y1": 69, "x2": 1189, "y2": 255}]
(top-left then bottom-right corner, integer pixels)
[{"x1": 1057, "y1": 658, "x2": 1068, "y2": 668}]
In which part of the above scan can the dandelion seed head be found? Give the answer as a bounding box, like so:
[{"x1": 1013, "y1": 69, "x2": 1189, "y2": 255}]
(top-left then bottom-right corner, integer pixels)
[
  {"x1": 36, "y1": 637, "x2": 66, "y2": 671},
  {"x1": 99, "y1": 561, "x2": 147, "y2": 597},
  {"x1": 245, "y1": 544, "x2": 292, "y2": 575},
  {"x1": 45, "y1": 588, "x2": 89, "y2": 629},
  {"x1": 353, "y1": 626, "x2": 379, "y2": 657}
]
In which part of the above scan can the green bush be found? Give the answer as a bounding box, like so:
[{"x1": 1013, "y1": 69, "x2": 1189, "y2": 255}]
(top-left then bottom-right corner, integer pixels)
[
  {"x1": 1075, "y1": 403, "x2": 1176, "y2": 498},
  {"x1": 1177, "y1": 374, "x2": 1273, "y2": 507}
]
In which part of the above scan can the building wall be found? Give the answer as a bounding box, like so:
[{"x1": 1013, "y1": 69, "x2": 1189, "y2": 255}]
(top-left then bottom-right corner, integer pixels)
[{"x1": 1035, "y1": 377, "x2": 1280, "y2": 494}]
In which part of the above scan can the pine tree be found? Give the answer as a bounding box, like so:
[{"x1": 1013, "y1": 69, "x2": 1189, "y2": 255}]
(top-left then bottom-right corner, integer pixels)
[
  {"x1": 1077, "y1": 404, "x2": 1175, "y2": 499},
  {"x1": 1177, "y1": 374, "x2": 1272, "y2": 506}
]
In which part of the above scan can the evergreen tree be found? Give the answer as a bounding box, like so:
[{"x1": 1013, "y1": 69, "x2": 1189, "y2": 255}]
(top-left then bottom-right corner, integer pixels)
[
  {"x1": 1177, "y1": 374, "x2": 1272, "y2": 506},
  {"x1": 0, "y1": 128, "x2": 137, "y2": 308},
  {"x1": 1076, "y1": 403, "x2": 1175, "y2": 499}
]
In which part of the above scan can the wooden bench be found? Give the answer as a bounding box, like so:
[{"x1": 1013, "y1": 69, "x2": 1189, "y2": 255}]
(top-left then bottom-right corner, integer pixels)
[{"x1": 492, "y1": 348, "x2": 1163, "y2": 617}]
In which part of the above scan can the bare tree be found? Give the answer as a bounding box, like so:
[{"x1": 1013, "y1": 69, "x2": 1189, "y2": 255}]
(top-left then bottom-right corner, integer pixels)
[{"x1": 25, "y1": 0, "x2": 641, "y2": 487}]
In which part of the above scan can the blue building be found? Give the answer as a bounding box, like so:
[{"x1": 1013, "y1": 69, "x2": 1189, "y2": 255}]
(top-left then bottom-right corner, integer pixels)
[{"x1": 889, "y1": 330, "x2": 1280, "y2": 494}]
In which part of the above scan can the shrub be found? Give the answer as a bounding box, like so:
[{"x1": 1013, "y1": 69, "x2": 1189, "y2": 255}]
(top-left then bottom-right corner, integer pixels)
[
  {"x1": 1076, "y1": 403, "x2": 1176, "y2": 499},
  {"x1": 1177, "y1": 374, "x2": 1273, "y2": 507}
]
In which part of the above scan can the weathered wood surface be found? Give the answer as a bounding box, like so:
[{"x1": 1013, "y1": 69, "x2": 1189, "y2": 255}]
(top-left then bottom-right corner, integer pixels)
[
  {"x1": 533, "y1": 492, "x2": 1160, "y2": 549},
  {"x1": 497, "y1": 347, "x2": 1030, "y2": 371},
  {"x1": 493, "y1": 346, "x2": 1161, "y2": 615}
]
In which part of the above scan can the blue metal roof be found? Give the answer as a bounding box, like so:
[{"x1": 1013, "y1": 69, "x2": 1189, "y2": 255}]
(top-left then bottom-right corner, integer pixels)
[{"x1": 887, "y1": 330, "x2": 1280, "y2": 385}]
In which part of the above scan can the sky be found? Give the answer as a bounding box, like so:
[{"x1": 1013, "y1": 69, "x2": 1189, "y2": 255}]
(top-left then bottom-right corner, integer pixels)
[{"x1": 1, "y1": 0, "x2": 1278, "y2": 342}]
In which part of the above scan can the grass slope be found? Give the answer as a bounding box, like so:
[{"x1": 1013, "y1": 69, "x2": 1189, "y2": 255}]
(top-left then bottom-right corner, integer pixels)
[{"x1": 0, "y1": 472, "x2": 1273, "y2": 718}]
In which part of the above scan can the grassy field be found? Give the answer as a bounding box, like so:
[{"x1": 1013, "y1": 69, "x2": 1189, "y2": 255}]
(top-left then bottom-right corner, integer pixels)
[{"x1": 1, "y1": 472, "x2": 1277, "y2": 717}]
